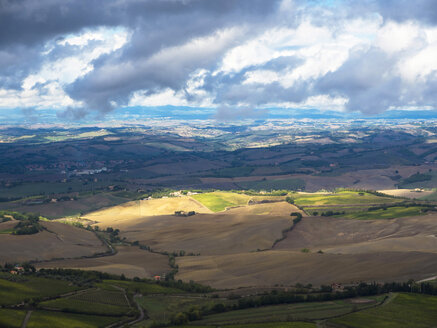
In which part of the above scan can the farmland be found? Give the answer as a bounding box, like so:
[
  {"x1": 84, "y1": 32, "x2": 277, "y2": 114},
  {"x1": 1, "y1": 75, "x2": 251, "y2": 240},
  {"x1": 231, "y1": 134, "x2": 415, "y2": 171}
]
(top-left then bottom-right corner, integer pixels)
[
  {"x1": 39, "y1": 288, "x2": 132, "y2": 316},
  {"x1": 83, "y1": 196, "x2": 212, "y2": 226},
  {"x1": 36, "y1": 245, "x2": 170, "y2": 279},
  {"x1": 290, "y1": 191, "x2": 401, "y2": 206},
  {"x1": 337, "y1": 205, "x2": 429, "y2": 220},
  {"x1": 172, "y1": 324, "x2": 316, "y2": 328},
  {"x1": 136, "y1": 295, "x2": 226, "y2": 322},
  {"x1": 0, "y1": 220, "x2": 107, "y2": 264},
  {"x1": 175, "y1": 250, "x2": 437, "y2": 289},
  {"x1": 190, "y1": 191, "x2": 285, "y2": 212},
  {"x1": 0, "y1": 309, "x2": 27, "y2": 328},
  {"x1": 194, "y1": 296, "x2": 383, "y2": 325},
  {"x1": 0, "y1": 275, "x2": 81, "y2": 306},
  {"x1": 111, "y1": 209, "x2": 296, "y2": 255},
  {"x1": 328, "y1": 293, "x2": 437, "y2": 327},
  {"x1": 1, "y1": 122, "x2": 437, "y2": 327},
  {"x1": 27, "y1": 311, "x2": 121, "y2": 328}
]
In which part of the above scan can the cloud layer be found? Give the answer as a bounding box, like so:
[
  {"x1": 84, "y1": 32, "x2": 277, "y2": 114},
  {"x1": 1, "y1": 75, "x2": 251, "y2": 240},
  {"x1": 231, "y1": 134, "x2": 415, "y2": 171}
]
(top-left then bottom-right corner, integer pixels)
[{"x1": 2, "y1": 0, "x2": 437, "y2": 118}]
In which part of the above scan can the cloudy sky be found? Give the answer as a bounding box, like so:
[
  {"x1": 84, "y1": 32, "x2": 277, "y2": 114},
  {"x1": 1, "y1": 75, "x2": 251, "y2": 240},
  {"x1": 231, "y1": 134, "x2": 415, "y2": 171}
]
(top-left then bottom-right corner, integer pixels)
[{"x1": 2, "y1": 0, "x2": 437, "y2": 119}]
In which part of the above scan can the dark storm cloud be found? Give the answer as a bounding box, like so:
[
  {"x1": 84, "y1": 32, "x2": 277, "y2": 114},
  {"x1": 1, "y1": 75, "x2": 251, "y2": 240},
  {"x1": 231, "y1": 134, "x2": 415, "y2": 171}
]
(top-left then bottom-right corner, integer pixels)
[
  {"x1": 2, "y1": 0, "x2": 437, "y2": 116},
  {"x1": 66, "y1": 0, "x2": 282, "y2": 112},
  {"x1": 0, "y1": 0, "x2": 280, "y2": 91}
]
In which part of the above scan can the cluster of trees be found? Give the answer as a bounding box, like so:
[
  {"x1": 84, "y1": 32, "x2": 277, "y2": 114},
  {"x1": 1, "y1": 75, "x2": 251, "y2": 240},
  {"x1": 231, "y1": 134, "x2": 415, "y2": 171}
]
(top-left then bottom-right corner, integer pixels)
[
  {"x1": 320, "y1": 210, "x2": 346, "y2": 217},
  {"x1": 272, "y1": 213, "x2": 303, "y2": 248},
  {"x1": 234, "y1": 189, "x2": 289, "y2": 196},
  {"x1": 367, "y1": 202, "x2": 436, "y2": 212},
  {"x1": 0, "y1": 262, "x2": 36, "y2": 273},
  {"x1": 399, "y1": 172, "x2": 432, "y2": 186},
  {"x1": 0, "y1": 211, "x2": 45, "y2": 235},
  {"x1": 105, "y1": 226, "x2": 121, "y2": 243}
]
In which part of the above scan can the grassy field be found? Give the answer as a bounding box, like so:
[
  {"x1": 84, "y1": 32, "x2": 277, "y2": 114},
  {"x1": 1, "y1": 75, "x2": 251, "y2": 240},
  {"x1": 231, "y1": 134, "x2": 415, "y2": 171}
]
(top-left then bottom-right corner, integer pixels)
[
  {"x1": 304, "y1": 205, "x2": 370, "y2": 216},
  {"x1": 39, "y1": 298, "x2": 131, "y2": 316},
  {"x1": 0, "y1": 309, "x2": 27, "y2": 328},
  {"x1": 137, "y1": 295, "x2": 227, "y2": 322},
  {"x1": 337, "y1": 206, "x2": 429, "y2": 220},
  {"x1": 291, "y1": 191, "x2": 400, "y2": 206},
  {"x1": 172, "y1": 323, "x2": 316, "y2": 328},
  {"x1": 195, "y1": 297, "x2": 382, "y2": 325},
  {"x1": 0, "y1": 275, "x2": 81, "y2": 306},
  {"x1": 328, "y1": 293, "x2": 437, "y2": 327},
  {"x1": 191, "y1": 191, "x2": 284, "y2": 212},
  {"x1": 39, "y1": 288, "x2": 132, "y2": 316},
  {"x1": 27, "y1": 310, "x2": 121, "y2": 328},
  {"x1": 97, "y1": 279, "x2": 184, "y2": 295},
  {"x1": 191, "y1": 192, "x2": 254, "y2": 212}
]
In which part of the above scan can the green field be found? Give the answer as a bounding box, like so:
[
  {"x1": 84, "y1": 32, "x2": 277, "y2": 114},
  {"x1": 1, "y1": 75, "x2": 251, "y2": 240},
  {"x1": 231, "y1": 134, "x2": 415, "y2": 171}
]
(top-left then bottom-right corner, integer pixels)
[
  {"x1": 137, "y1": 295, "x2": 227, "y2": 322},
  {"x1": 291, "y1": 191, "x2": 400, "y2": 206},
  {"x1": 191, "y1": 191, "x2": 253, "y2": 212},
  {"x1": 194, "y1": 297, "x2": 383, "y2": 325},
  {"x1": 236, "y1": 178, "x2": 305, "y2": 191},
  {"x1": 173, "y1": 323, "x2": 316, "y2": 328},
  {"x1": 27, "y1": 310, "x2": 121, "y2": 328},
  {"x1": 97, "y1": 280, "x2": 184, "y2": 295},
  {"x1": 337, "y1": 206, "x2": 428, "y2": 220},
  {"x1": 328, "y1": 293, "x2": 437, "y2": 328},
  {"x1": 0, "y1": 275, "x2": 81, "y2": 306},
  {"x1": 72, "y1": 289, "x2": 129, "y2": 306},
  {"x1": 39, "y1": 289, "x2": 132, "y2": 316},
  {"x1": 304, "y1": 205, "x2": 370, "y2": 216},
  {"x1": 39, "y1": 297, "x2": 131, "y2": 316},
  {"x1": 0, "y1": 309, "x2": 27, "y2": 328}
]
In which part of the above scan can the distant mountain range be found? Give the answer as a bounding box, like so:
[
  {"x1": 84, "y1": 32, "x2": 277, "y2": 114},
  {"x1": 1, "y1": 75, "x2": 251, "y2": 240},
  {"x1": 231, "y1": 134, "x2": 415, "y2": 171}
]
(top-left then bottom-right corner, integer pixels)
[{"x1": 1, "y1": 106, "x2": 437, "y2": 125}]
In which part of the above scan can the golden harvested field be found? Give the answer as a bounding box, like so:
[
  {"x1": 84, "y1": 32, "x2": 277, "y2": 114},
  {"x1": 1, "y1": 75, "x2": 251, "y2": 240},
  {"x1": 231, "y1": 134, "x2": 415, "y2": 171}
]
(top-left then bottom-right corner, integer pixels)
[
  {"x1": 36, "y1": 245, "x2": 170, "y2": 279},
  {"x1": 378, "y1": 189, "x2": 434, "y2": 199},
  {"x1": 0, "y1": 221, "x2": 107, "y2": 264},
  {"x1": 83, "y1": 196, "x2": 212, "y2": 227},
  {"x1": 113, "y1": 204, "x2": 295, "y2": 255},
  {"x1": 176, "y1": 250, "x2": 437, "y2": 289}
]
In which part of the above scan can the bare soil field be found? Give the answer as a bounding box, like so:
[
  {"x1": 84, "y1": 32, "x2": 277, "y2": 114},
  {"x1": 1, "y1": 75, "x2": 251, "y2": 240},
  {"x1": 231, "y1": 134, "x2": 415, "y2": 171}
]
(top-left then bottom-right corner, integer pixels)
[
  {"x1": 0, "y1": 221, "x2": 107, "y2": 264},
  {"x1": 274, "y1": 215, "x2": 437, "y2": 254},
  {"x1": 36, "y1": 245, "x2": 170, "y2": 279},
  {"x1": 109, "y1": 209, "x2": 294, "y2": 255},
  {"x1": 175, "y1": 214, "x2": 437, "y2": 289},
  {"x1": 378, "y1": 189, "x2": 434, "y2": 199},
  {"x1": 83, "y1": 196, "x2": 212, "y2": 226},
  {"x1": 176, "y1": 250, "x2": 437, "y2": 289}
]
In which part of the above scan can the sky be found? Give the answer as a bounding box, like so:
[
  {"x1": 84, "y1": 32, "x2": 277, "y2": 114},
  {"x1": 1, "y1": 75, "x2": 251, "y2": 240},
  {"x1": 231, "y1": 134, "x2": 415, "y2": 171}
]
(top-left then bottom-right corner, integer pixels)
[{"x1": 2, "y1": 0, "x2": 437, "y2": 120}]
